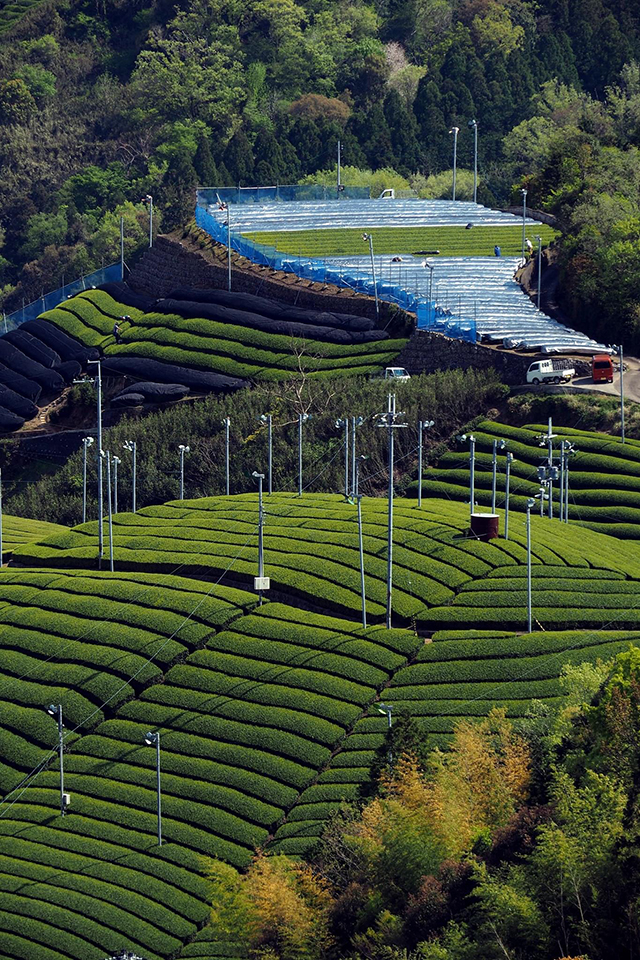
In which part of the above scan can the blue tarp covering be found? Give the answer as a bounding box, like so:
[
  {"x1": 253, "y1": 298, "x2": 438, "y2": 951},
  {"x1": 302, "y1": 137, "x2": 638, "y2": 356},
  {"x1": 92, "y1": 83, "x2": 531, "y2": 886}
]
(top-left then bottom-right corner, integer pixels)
[{"x1": 4, "y1": 262, "x2": 122, "y2": 331}]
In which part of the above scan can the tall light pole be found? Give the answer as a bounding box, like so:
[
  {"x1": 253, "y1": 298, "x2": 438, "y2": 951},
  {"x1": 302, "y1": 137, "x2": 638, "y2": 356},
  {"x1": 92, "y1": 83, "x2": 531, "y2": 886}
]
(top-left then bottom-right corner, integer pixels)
[
  {"x1": 123, "y1": 440, "x2": 137, "y2": 513},
  {"x1": 417, "y1": 419, "x2": 435, "y2": 508},
  {"x1": 298, "y1": 413, "x2": 310, "y2": 496},
  {"x1": 468, "y1": 119, "x2": 478, "y2": 204},
  {"x1": 619, "y1": 345, "x2": 625, "y2": 443},
  {"x1": 337, "y1": 140, "x2": 342, "y2": 198},
  {"x1": 112, "y1": 456, "x2": 120, "y2": 515},
  {"x1": 259, "y1": 414, "x2": 273, "y2": 494},
  {"x1": 143, "y1": 731, "x2": 162, "y2": 845},
  {"x1": 526, "y1": 498, "x2": 535, "y2": 633},
  {"x1": 536, "y1": 235, "x2": 542, "y2": 309},
  {"x1": 104, "y1": 451, "x2": 114, "y2": 572},
  {"x1": 378, "y1": 701, "x2": 393, "y2": 768},
  {"x1": 178, "y1": 444, "x2": 190, "y2": 500},
  {"x1": 82, "y1": 436, "x2": 94, "y2": 524},
  {"x1": 504, "y1": 451, "x2": 515, "y2": 539},
  {"x1": 449, "y1": 127, "x2": 459, "y2": 201},
  {"x1": 458, "y1": 434, "x2": 476, "y2": 518},
  {"x1": 0, "y1": 469, "x2": 3, "y2": 568},
  {"x1": 350, "y1": 416, "x2": 364, "y2": 497},
  {"x1": 362, "y1": 233, "x2": 379, "y2": 320},
  {"x1": 46, "y1": 704, "x2": 66, "y2": 816},
  {"x1": 87, "y1": 360, "x2": 103, "y2": 563},
  {"x1": 491, "y1": 439, "x2": 507, "y2": 513},
  {"x1": 252, "y1": 471, "x2": 266, "y2": 606},
  {"x1": 335, "y1": 418, "x2": 350, "y2": 498},
  {"x1": 142, "y1": 195, "x2": 153, "y2": 248},
  {"x1": 120, "y1": 216, "x2": 125, "y2": 281},
  {"x1": 222, "y1": 417, "x2": 231, "y2": 495},
  {"x1": 355, "y1": 455, "x2": 367, "y2": 629},
  {"x1": 521, "y1": 187, "x2": 528, "y2": 259},
  {"x1": 376, "y1": 394, "x2": 408, "y2": 629}
]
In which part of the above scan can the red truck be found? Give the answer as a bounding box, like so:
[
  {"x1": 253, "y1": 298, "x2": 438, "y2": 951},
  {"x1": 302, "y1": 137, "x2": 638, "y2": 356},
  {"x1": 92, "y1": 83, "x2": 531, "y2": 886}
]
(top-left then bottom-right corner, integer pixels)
[{"x1": 592, "y1": 354, "x2": 614, "y2": 382}]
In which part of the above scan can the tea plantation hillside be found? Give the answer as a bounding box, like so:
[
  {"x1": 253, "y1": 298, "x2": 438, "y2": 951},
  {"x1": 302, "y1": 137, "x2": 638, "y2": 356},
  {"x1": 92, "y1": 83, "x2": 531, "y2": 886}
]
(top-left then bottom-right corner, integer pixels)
[
  {"x1": 2, "y1": 495, "x2": 640, "y2": 956},
  {"x1": 412, "y1": 419, "x2": 640, "y2": 538},
  {"x1": 14, "y1": 493, "x2": 640, "y2": 630},
  {"x1": 1, "y1": 515, "x2": 66, "y2": 560},
  {"x1": 39, "y1": 289, "x2": 406, "y2": 384}
]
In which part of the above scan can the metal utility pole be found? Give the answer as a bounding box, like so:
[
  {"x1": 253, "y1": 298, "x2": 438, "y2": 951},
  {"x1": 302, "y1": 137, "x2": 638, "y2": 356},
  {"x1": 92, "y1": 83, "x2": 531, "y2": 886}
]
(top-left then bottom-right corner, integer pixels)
[
  {"x1": 120, "y1": 216, "x2": 125, "y2": 281},
  {"x1": 417, "y1": 419, "x2": 435, "y2": 508},
  {"x1": 458, "y1": 434, "x2": 476, "y2": 517},
  {"x1": 142, "y1": 195, "x2": 153, "y2": 248},
  {"x1": 350, "y1": 417, "x2": 363, "y2": 497},
  {"x1": 468, "y1": 119, "x2": 478, "y2": 204},
  {"x1": 259, "y1": 415, "x2": 273, "y2": 495},
  {"x1": 504, "y1": 451, "x2": 514, "y2": 539},
  {"x1": 620, "y1": 345, "x2": 625, "y2": 443},
  {"x1": 112, "y1": 456, "x2": 120, "y2": 515},
  {"x1": 298, "y1": 413, "x2": 310, "y2": 496},
  {"x1": 562, "y1": 441, "x2": 576, "y2": 523},
  {"x1": 337, "y1": 140, "x2": 341, "y2": 198},
  {"x1": 450, "y1": 127, "x2": 459, "y2": 200},
  {"x1": 123, "y1": 441, "x2": 137, "y2": 513},
  {"x1": 491, "y1": 439, "x2": 506, "y2": 513},
  {"x1": 104, "y1": 451, "x2": 114, "y2": 572},
  {"x1": 0, "y1": 469, "x2": 3, "y2": 568},
  {"x1": 222, "y1": 418, "x2": 230, "y2": 495},
  {"x1": 226, "y1": 204, "x2": 232, "y2": 292},
  {"x1": 521, "y1": 187, "x2": 528, "y2": 259},
  {"x1": 362, "y1": 233, "x2": 379, "y2": 319},
  {"x1": 378, "y1": 701, "x2": 393, "y2": 767},
  {"x1": 252, "y1": 471, "x2": 266, "y2": 607},
  {"x1": 526, "y1": 499, "x2": 534, "y2": 633},
  {"x1": 536, "y1": 235, "x2": 542, "y2": 309},
  {"x1": 82, "y1": 437, "x2": 94, "y2": 523},
  {"x1": 336, "y1": 418, "x2": 349, "y2": 498},
  {"x1": 47, "y1": 704, "x2": 66, "y2": 816},
  {"x1": 355, "y1": 456, "x2": 367, "y2": 629},
  {"x1": 559, "y1": 441, "x2": 566, "y2": 523},
  {"x1": 88, "y1": 360, "x2": 103, "y2": 563},
  {"x1": 376, "y1": 394, "x2": 408, "y2": 629},
  {"x1": 178, "y1": 444, "x2": 190, "y2": 500},
  {"x1": 143, "y1": 732, "x2": 162, "y2": 845}
]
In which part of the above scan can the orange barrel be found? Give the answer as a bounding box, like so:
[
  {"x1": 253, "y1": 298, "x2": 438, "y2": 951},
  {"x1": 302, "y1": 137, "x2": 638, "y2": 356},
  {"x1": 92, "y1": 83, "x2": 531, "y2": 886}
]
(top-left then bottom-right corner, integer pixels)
[{"x1": 470, "y1": 512, "x2": 499, "y2": 540}]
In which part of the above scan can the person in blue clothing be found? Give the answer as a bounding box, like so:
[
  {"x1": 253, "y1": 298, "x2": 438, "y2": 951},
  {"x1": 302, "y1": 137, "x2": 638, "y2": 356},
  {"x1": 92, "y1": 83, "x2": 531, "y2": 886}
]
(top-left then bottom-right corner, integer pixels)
[{"x1": 494, "y1": 245, "x2": 501, "y2": 257}]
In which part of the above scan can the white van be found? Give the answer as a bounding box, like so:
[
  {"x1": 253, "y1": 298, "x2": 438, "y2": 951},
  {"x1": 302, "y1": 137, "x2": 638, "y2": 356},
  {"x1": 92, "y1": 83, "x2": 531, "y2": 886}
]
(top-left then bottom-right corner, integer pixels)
[
  {"x1": 526, "y1": 360, "x2": 575, "y2": 384},
  {"x1": 384, "y1": 367, "x2": 410, "y2": 381}
]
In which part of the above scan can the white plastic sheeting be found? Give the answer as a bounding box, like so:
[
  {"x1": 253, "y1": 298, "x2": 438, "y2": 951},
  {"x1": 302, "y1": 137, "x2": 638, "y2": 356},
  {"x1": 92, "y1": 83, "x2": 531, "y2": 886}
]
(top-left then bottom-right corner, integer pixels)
[
  {"x1": 207, "y1": 198, "x2": 541, "y2": 233},
  {"x1": 326, "y1": 254, "x2": 609, "y2": 355}
]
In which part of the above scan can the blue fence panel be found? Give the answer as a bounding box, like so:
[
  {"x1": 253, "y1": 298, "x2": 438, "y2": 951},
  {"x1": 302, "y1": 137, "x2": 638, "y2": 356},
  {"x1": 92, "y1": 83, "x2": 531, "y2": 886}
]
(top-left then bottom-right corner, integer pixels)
[{"x1": 4, "y1": 262, "x2": 121, "y2": 332}]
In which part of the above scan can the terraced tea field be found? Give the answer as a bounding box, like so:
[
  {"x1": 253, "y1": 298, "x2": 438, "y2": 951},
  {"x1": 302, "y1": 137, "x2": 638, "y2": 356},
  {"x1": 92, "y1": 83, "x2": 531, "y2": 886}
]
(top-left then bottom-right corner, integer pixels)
[
  {"x1": 15, "y1": 493, "x2": 640, "y2": 630},
  {"x1": 243, "y1": 223, "x2": 559, "y2": 258},
  {"x1": 1, "y1": 515, "x2": 66, "y2": 560},
  {"x1": 4, "y1": 492, "x2": 640, "y2": 956},
  {"x1": 40, "y1": 290, "x2": 406, "y2": 383},
  {"x1": 412, "y1": 419, "x2": 640, "y2": 538}
]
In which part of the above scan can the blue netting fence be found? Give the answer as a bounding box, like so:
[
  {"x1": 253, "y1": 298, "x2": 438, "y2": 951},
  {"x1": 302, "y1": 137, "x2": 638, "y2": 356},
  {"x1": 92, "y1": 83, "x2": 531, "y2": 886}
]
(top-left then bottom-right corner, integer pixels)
[
  {"x1": 195, "y1": 205, "x2": 477, "y2": 343},
  {"x1": 197, "y1": 185, "x2": 371, "y2": 206},
  {"x1": 3, "y1": 262, "x2": 122, "y2": 332}
]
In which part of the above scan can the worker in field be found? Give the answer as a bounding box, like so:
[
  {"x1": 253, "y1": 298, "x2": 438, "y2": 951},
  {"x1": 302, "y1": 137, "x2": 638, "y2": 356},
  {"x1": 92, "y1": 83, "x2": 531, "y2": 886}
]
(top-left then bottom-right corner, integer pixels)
[
  {"x1": 494, "y1": 245, "x2": 501, "y2": 257},
  {"x1": 113, "y1": 321, "x2": 122, "y2": 344},
  {"x1": 525, "y1": 238, "x2": 533, "y2": 257}
]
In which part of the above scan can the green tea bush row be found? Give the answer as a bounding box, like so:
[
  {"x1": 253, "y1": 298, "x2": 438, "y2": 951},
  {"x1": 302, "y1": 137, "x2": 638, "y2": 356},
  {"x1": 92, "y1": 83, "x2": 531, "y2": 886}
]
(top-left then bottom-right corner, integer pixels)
[
  {"x1": 455, "y1": 588, "x2": 638, "y2": 607},
  {"x1": 94, "y1": 722, "x2": 313, "y2": 790},
  {"x1": 0, "y1": 907, "x2": 113, "y2": 960},
  {"x1": 0, "y1": 836, "x2": 204, "y2": 924},
  {"x1": 421, "y1": 605, "x2": 640, "y2": 631},
  {"x1": 190, "y1": 637, "x2": 387, "y2": 687},
  {"x1": 145, "y1": 679, "x2": 352, "y2": 743},
  {"x1": 79, "y1": 291, "x2": 144, "y2": 323},
  {"x1": 42, "y1": 308, "x2": 107, "y2": 348},
  {"x1": 382, "y1": 677, "x2": 563, "y2": 700},
  {"x1": 0, "y1": 856, "x2": 194, "y2": 941},
  {"x1": 0, "y1": 887, "x2": 176, "y2": 958},
  {"x1": 297, "y1": 783, "x2": 361, "y2": 803},
  {"x1": 0, "y1": 631, "x2": 160, "y2": 684},
  {"x1": 116, "y1": 701, "x2": 331, "y2": 769}
]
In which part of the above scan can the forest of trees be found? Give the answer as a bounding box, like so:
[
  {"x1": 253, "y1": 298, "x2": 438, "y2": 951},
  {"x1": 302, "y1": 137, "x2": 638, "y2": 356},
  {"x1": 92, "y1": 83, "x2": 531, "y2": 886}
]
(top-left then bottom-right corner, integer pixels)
[
  {"x1": 207, "y1": 647, "x2": 640, "y2": 960},
  {"x1": 2, "y1": 0, "x2": 640, "y2": 340}
]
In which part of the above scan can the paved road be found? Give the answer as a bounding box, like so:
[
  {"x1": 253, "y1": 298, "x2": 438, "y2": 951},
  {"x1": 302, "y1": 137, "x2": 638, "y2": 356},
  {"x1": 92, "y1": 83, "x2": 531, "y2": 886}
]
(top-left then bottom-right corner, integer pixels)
[{"x1": 569, "y1": 355, "x2": 640, "y2": 404}]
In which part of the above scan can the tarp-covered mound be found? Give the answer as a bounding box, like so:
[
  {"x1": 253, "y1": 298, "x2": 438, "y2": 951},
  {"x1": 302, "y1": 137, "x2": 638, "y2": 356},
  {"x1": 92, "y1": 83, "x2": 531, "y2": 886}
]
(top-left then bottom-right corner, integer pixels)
[
  {"x1": 166, "y1": 287, "x2": 377, "y2": 332},
  {"x1": 114, "y1": 382, "x2": 190, "y2": 403},
  {"x1": 21, "y1": 319, "x2": 99, "y2": 363},
  {"x1": 101, "y1": 357, "x2": 246, "y2": 392},
  {"x1": 110, "y1": 392, "x2": 146, "y2": 408},
  {"x1": 155, "y1": 298, "x2": 387, "y2": 344},
  {"x1": 100, "y1": 281, "x2": 155, "y2": 312}
]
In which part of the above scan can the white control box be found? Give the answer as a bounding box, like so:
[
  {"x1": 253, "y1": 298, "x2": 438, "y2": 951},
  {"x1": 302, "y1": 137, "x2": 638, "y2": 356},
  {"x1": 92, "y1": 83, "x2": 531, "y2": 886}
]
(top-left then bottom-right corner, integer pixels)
[{"x1": 254, "y1": 577, "x2": 270, "y2": 591}]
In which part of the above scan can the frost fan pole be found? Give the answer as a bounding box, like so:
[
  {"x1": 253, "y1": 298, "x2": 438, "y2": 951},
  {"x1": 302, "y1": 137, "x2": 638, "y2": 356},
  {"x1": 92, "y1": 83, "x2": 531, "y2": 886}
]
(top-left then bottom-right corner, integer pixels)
[{"x1": 376, "y1": 394, "x2": 407, "y2": 629}]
